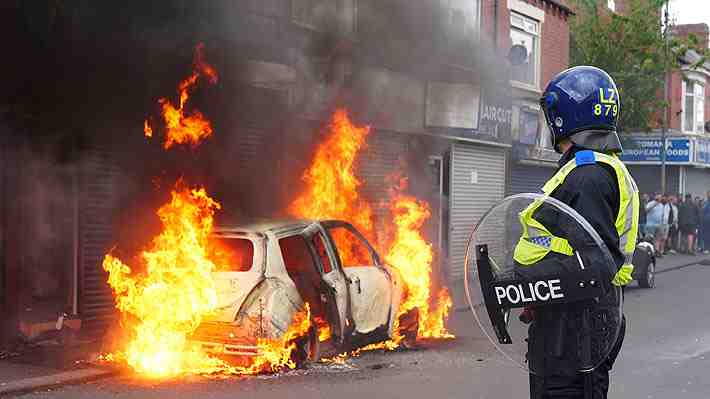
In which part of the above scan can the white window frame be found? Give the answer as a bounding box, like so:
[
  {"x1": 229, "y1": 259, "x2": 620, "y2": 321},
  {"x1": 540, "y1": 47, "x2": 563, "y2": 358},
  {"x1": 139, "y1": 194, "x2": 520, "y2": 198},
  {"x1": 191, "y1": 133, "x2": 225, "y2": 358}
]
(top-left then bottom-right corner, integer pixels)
[
  {"x1": 509, "y1": 11, "x2": 541, "y2": 90},
  {"x1": 682, "y1": 78, "x2": 706, "y2": 134}
]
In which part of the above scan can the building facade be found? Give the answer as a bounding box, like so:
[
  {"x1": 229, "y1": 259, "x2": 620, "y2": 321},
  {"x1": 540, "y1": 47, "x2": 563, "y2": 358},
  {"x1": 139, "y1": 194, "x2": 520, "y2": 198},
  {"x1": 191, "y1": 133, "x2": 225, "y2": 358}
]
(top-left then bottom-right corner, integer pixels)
[
  {"x1": 620, "y1": 23, "x2": 710, "y2": 197},
  {"x1": 500, "y1": 0, "x2": 574, "y2": 195}
]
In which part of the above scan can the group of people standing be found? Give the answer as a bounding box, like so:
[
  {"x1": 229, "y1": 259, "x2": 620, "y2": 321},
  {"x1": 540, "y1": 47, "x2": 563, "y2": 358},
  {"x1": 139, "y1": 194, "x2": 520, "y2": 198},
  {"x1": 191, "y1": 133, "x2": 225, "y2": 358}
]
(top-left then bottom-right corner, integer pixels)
[{"x1": 639, "y1": 191, "x2": 710, "y2": 256}]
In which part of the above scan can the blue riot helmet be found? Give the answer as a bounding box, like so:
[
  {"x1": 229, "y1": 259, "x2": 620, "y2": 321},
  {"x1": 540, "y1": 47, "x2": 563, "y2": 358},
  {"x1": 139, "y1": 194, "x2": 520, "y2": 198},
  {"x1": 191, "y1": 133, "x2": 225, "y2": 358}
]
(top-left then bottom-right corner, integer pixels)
[{"x1": 540, "y1": 66, "x2": 623, "y2": 154}]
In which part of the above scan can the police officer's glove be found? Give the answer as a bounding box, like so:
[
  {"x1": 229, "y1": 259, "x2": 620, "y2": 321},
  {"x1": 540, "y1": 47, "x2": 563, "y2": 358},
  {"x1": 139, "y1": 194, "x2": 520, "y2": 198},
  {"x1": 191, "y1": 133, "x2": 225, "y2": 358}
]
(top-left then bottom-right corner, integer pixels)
[{"x1": 612, "y1": 264, "x2": 634, "y2": 286}]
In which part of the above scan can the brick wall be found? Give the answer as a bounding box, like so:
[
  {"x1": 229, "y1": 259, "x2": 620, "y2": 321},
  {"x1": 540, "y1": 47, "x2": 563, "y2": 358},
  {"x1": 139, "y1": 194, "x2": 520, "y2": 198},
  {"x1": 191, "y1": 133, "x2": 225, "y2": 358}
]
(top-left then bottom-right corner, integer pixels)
[
  {"x1": 480, "y1": 0, "x2": 512, "y2": 55},
  {"x1": 673, "y1": 23, "x2": 710, "y2": 50},
  {"x1": 480, "y1": 0, "x2": 571, "y2": 87},
  {"x1": 540, "y1": 2, "x2": 571, "y2": 86}
]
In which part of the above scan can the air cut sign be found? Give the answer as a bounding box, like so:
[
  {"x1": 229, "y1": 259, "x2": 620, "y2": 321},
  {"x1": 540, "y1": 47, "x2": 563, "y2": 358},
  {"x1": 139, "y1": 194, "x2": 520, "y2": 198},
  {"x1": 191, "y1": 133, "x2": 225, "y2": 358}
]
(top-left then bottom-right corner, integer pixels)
[{"x1": 493, "y1": 279, "x2": 565, "y2": 306}]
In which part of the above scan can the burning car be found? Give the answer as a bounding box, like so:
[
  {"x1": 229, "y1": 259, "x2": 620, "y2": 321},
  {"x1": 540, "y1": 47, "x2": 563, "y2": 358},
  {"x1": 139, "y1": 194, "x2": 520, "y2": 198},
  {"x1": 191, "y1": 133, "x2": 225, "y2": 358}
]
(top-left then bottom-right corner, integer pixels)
[{"x1": 190, "y1": 219, "x2": 412, "y2": 364}]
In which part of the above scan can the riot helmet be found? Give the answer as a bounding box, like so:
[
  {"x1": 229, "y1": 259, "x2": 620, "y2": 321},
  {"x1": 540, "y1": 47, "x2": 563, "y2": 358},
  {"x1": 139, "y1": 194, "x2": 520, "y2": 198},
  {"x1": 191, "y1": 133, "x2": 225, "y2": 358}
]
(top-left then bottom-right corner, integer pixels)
[{"x1": 540, "y1": 66, "x2": 623, "y2": 154}]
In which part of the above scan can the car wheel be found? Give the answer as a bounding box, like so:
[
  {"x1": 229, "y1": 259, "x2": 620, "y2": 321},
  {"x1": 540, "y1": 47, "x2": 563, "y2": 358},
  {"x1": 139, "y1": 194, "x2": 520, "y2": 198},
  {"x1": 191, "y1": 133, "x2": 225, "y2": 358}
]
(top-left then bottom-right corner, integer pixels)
[
  {"x1": 398, "y1": 308, "x2": 420, "y2": 348},
  {"x1": 638, "y1": 259, "x2": 656, "y2": 289}
]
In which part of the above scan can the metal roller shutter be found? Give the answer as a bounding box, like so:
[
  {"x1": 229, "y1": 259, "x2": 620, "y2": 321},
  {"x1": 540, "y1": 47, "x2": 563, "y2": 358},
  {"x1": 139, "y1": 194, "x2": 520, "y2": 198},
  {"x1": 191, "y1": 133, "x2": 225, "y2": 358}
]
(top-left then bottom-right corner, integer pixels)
[
  {"x1": 508, "y1": 164, "x2": 554, "y2": 195},
  {"x1": 685, "y1": 167, "x2": 710, "y2": 197},
  {"x1": 449, "y1": 143, "x2": 506, "y2": 281},
  {"x1": 79, "y1": 147, "x2": 118, "y2": 335},
  {"x1": 628, "y1": 165, "x2": 680, "y2": 195},
  {"x1": 358, "y1": 130, "x2": 408, "y2": 249}
]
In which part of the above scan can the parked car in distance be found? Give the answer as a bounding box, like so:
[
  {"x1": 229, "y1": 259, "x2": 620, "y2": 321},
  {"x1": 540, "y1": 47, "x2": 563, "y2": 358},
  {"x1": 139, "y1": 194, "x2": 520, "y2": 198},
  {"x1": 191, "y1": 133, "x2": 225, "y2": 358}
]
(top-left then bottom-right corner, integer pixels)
[{"x1": 632, "y1": 235, "x2": 656, "y2": 289}]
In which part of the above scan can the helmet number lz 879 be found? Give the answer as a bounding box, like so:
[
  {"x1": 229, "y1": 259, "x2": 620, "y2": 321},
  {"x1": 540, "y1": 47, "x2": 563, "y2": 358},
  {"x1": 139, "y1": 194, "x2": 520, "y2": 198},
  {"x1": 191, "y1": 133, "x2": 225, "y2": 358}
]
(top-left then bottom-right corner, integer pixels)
[{"x1": 594, "y1": 88, "x2": 619, "y2": 117}]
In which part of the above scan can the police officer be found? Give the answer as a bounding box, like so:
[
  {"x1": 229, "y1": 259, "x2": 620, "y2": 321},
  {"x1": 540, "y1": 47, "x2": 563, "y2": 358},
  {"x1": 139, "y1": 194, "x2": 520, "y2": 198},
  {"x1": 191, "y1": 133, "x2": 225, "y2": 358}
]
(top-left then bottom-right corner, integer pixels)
[{"x1": 514, "y1": 66, "x2": 639, "y2": 399}]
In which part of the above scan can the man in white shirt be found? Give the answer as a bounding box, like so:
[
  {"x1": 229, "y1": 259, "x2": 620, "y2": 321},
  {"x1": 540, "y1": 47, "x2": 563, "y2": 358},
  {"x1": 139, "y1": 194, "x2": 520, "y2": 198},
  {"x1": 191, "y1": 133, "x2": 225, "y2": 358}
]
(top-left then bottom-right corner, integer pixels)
[{"x1": 646, "y1": 193, "x2": 671, "y2": 256}]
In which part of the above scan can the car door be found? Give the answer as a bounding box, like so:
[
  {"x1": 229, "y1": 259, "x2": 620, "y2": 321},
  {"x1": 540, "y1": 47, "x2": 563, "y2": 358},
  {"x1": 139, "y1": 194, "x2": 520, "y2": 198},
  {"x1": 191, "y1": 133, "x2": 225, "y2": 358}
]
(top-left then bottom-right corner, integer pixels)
[
  {"x1": 321, "y1": 221, "x2": 393, "y2": 335},
  {"x1": 302, "y1": 224, "x2": 350, "y2": 346}
]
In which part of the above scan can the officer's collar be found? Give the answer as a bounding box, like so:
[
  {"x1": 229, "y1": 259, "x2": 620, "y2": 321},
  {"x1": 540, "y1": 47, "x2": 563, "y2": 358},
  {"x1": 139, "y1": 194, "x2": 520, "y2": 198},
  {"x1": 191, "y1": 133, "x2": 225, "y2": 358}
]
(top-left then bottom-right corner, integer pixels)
[{"x1": 558, "y1": 145, "x2": 585, "y2": 168}]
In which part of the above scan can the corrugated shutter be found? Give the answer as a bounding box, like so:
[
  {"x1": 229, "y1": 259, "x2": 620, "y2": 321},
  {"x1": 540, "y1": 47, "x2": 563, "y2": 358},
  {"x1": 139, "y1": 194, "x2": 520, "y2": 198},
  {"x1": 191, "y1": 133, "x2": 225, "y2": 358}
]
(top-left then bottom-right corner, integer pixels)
[
  {"x1": 449, "y1": 143, "x2": 506, "y2": 281},
  {"x1": 628, "y1": 165, "x2": 680, "y2": 195},
  {"x1": 685, "y1": 167, "x2": 710, "y2": 197},
  {"x1": 79, "y1": 147, "x2": 118, "y2": 335},
  {"x1": 359, "y1": 130, "x2": 408, "y2": 249},
  {"x1": 507, "y1": 164, "x2": 554, "y2": 196}
]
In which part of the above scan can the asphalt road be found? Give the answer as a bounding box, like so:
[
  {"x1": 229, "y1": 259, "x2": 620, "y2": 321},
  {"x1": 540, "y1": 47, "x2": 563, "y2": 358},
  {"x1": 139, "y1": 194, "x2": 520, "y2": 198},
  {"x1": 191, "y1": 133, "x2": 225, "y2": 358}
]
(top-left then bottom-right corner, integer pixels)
[{"x1": 14, "y1": 263, "x2": 710, "y2": 399}]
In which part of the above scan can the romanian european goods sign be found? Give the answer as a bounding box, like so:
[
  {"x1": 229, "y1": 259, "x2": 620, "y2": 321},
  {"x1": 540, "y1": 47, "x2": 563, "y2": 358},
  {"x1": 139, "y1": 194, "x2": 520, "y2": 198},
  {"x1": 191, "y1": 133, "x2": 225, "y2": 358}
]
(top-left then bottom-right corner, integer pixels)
[{"x1": 620, "y1": 138, "x2": 691, "y2": 163}]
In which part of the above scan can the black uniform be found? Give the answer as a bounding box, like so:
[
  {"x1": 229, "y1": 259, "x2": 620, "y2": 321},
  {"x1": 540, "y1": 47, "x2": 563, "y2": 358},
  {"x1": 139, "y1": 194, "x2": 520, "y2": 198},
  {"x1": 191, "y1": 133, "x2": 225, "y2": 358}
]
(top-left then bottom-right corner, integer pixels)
[{"x1": 525, "y1": 146, "x2": 626, "y2": 399}]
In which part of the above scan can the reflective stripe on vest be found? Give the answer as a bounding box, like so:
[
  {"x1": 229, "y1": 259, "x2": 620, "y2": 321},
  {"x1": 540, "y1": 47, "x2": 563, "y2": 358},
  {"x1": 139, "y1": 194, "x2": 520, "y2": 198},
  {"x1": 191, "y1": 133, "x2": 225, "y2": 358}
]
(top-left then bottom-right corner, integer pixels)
[{"x1": 513, "y1": 150, "x2": 640, "y2": 269}]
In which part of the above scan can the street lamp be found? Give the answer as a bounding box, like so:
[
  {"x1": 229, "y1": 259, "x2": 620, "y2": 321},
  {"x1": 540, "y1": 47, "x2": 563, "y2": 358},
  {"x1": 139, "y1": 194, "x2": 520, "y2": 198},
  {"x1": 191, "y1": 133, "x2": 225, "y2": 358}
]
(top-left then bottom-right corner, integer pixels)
[{"x1": 661, "y1": 0, "x2": 670, "y2": 194}]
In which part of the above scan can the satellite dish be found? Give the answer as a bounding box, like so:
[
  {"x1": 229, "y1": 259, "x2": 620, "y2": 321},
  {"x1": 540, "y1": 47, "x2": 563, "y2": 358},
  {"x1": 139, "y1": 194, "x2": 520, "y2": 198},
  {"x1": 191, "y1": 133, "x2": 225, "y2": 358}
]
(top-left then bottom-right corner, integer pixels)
[{"x1": 509, "y1": 44, "x2": 529, "y2": 66}]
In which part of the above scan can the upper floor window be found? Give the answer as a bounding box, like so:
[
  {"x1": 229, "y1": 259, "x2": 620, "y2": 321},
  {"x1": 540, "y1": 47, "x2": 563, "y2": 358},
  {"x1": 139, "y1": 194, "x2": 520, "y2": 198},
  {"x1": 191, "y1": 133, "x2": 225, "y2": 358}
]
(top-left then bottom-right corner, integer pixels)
[
  {"x1": 510, "y1": 12, "x2": 540, "y2": 88},
  {"x1": 292, "y1": 0, "x2": 356, "y2": 36},
  {"x1": 683, "y1": 80, "x2": 705, "y2": 134}
]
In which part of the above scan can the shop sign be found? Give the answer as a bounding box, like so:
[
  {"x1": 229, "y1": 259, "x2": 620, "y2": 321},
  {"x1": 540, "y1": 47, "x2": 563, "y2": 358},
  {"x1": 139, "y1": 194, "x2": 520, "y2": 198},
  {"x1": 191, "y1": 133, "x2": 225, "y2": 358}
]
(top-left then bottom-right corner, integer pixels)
[{"x1": 620, "y1": 138, "x2": 691, "y2": 163}]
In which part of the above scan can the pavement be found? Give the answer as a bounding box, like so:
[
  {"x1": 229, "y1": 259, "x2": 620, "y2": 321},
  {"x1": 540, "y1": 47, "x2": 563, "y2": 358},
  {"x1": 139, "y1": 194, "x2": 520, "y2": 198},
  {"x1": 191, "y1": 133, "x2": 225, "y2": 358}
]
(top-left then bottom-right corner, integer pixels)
[
  {"x1": 0, "y1": 251, "x2": 708, "y2": 398},
  {"x1": 0, "y1": 342, "x2": 117, "y2": 397}
]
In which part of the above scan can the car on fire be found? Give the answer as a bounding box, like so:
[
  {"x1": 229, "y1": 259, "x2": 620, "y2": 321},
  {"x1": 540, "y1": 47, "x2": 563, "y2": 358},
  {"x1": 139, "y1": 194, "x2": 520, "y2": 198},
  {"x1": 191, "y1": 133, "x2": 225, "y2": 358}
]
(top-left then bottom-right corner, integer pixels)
[{"x1": 190, "y1": 219, "x2": 414, "y2": 363}]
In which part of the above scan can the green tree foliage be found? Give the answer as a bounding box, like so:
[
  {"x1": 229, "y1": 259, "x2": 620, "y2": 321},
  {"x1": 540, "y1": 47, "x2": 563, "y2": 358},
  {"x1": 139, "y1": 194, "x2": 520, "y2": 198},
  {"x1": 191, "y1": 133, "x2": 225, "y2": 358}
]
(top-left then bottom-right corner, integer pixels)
[{"x1": 570, "y1": 0, "x2": 705, "y2": 132}]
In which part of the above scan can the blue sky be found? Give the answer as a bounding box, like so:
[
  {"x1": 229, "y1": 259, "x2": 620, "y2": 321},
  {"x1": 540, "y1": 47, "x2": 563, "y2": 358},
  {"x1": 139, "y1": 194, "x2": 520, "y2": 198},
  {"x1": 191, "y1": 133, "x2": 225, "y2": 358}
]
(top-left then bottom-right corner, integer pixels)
[{"x1": 669, "y1": 0, "x2": 710, "y2": 26}]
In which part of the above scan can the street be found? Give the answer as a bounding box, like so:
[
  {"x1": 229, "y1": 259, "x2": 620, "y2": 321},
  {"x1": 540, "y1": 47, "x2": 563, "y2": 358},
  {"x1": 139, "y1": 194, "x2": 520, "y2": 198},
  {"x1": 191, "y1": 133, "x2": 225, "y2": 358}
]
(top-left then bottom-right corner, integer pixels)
[{"x1": 9, "y1": 262, "x2": 710, "y2": 399}]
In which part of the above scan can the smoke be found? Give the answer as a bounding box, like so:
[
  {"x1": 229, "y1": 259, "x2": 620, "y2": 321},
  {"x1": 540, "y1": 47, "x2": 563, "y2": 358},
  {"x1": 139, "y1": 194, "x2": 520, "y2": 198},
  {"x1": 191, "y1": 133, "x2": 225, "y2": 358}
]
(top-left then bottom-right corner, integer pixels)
[{"x1": 2, "y1": 0, "x2": 511, "y2": 295}]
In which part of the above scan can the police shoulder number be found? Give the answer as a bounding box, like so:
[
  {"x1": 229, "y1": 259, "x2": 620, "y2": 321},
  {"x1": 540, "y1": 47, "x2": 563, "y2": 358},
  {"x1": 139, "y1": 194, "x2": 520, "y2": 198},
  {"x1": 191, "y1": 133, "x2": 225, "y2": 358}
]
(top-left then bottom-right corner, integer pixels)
[{"x1": 594, "y1": 88, "x2": 618, "y2": 117}]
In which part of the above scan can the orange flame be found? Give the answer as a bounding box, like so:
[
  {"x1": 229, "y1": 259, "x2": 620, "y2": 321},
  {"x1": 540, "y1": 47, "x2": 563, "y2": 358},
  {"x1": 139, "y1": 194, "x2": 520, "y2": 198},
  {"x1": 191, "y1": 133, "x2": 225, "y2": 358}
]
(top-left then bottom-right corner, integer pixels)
[
  {"x1": 104, "y1": 42, "x2": 316, "y2": 378},
  {"x1": 288, "y1": 109, "x2": 375, "y2": 265},
  {"x1": 289, "y1": 109, "x2": 453, "y2": 350},
  {"x1": 102, "y1": 183, "x2": 313, "y2": 377},
  {"x1": 146, "y1": 43, "x2": 218, "y2": 149},
  {"x1": 102, "y1": 184, "x2": 224, "y2": 377},
  {"x1": 384, "y1": 185, "x2": 453, "y2": 342}
]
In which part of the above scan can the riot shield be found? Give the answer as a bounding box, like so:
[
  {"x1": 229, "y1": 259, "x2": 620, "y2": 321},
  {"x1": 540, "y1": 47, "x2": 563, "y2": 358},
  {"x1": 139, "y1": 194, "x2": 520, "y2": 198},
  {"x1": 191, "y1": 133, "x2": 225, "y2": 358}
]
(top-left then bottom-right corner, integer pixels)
[{"x1": 464, "y1": 193, "x2": 623, "y2": 376}]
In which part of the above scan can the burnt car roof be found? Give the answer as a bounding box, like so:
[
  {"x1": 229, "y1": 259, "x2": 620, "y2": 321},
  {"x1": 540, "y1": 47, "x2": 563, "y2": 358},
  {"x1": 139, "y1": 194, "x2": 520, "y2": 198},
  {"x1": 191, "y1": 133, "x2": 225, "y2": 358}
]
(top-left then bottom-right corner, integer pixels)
[{"x1": 213, "y1": 219, "x2": 313, "y2": 235}]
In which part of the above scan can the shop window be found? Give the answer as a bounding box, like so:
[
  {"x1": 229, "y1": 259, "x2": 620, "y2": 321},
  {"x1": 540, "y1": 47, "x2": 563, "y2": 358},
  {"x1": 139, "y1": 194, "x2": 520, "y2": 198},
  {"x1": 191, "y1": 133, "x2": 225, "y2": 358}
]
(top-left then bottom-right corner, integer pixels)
[
  {"x1": 519, "y1": 108, "x2": 540, "y2": 145},
  {"x1": 683, "y1": 80, "x2": 706, "y2": 134},
  {"x1": 510, "y1": 12, "x2": 540, "y2": 88}
]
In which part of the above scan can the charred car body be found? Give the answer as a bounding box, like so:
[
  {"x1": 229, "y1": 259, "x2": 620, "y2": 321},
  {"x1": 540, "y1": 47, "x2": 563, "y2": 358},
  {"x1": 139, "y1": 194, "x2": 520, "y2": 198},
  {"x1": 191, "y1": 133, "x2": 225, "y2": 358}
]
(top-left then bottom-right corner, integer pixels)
[{"x1": 191, "y1": 220, "x2": 409, "y2": 362}]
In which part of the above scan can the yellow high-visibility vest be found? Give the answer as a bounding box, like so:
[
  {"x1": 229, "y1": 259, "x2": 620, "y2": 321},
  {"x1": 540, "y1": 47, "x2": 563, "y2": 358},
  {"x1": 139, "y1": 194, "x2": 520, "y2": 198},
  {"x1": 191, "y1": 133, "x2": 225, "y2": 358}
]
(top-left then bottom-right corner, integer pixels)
[{"x1": 513, "y1": 150, "x2": 639, "y2": 285}]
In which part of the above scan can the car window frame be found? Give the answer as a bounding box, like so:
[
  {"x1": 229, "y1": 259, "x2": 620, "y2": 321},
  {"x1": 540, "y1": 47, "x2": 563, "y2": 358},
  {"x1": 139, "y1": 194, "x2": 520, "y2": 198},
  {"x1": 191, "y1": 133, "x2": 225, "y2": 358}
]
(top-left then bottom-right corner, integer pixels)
[{"x1": 320, "y1": 220, "x2": 382, "y2": 268}]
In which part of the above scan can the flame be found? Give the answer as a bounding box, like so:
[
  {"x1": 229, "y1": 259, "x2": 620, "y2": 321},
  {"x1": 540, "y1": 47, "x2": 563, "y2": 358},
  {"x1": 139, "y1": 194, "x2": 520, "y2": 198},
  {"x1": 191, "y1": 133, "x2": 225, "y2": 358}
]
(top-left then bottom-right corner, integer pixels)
[
  {"x1": 102, "y1": 184, "x2": 224, "y2": 377},
  {"x1": 103, "y1": 43, "x2": 313, "y2": 377},
  {"x1": 288, "y1": 109, "x2": 375, "y2": 263},
  {"x1": 103, "y1": 183, "x2": 313, "y2": 377},
  {"x1": 146, "y1": 43, "x2": 218, "y2": 149},
  {"x1": 385, "y1": 189, "x2": 453, "y2": 342},
  {"x1": 289, "y1": 109, "x2": 453, "y2": 350}
]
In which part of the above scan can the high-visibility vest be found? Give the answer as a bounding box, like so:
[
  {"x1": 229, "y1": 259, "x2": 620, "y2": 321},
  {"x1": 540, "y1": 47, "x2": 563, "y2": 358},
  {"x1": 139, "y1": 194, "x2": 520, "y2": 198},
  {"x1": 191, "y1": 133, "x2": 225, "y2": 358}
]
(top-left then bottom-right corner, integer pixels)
[{"x1": 513, "y1": 150, "x2": 640, "y2": 277}]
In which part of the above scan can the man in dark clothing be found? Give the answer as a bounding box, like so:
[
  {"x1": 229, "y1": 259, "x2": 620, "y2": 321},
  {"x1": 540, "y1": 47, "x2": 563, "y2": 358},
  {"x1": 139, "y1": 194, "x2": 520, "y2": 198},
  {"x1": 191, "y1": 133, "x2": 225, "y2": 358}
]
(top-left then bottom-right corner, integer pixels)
[
  {"x1": 639, "y1": 193, "x2": 648, "y2": 238},
  {"x1": 678, "y1": 194, "x2": 699, "y2": 254}
]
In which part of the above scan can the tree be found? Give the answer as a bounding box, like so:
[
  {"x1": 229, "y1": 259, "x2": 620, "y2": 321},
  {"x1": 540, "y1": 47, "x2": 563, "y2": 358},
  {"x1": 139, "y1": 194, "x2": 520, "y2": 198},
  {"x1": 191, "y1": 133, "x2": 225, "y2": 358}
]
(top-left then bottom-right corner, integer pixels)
[{"x1": 570, "y1": 0, "x2": 706, "y2": 133}]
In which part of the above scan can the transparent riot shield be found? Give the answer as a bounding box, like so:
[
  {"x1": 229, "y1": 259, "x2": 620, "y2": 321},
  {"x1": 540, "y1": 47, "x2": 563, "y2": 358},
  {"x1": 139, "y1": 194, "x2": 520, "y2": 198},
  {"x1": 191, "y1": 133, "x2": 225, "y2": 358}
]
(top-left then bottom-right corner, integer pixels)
[{"x1": 464, "y1": 193, "x2": 623, "y2": 376}]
